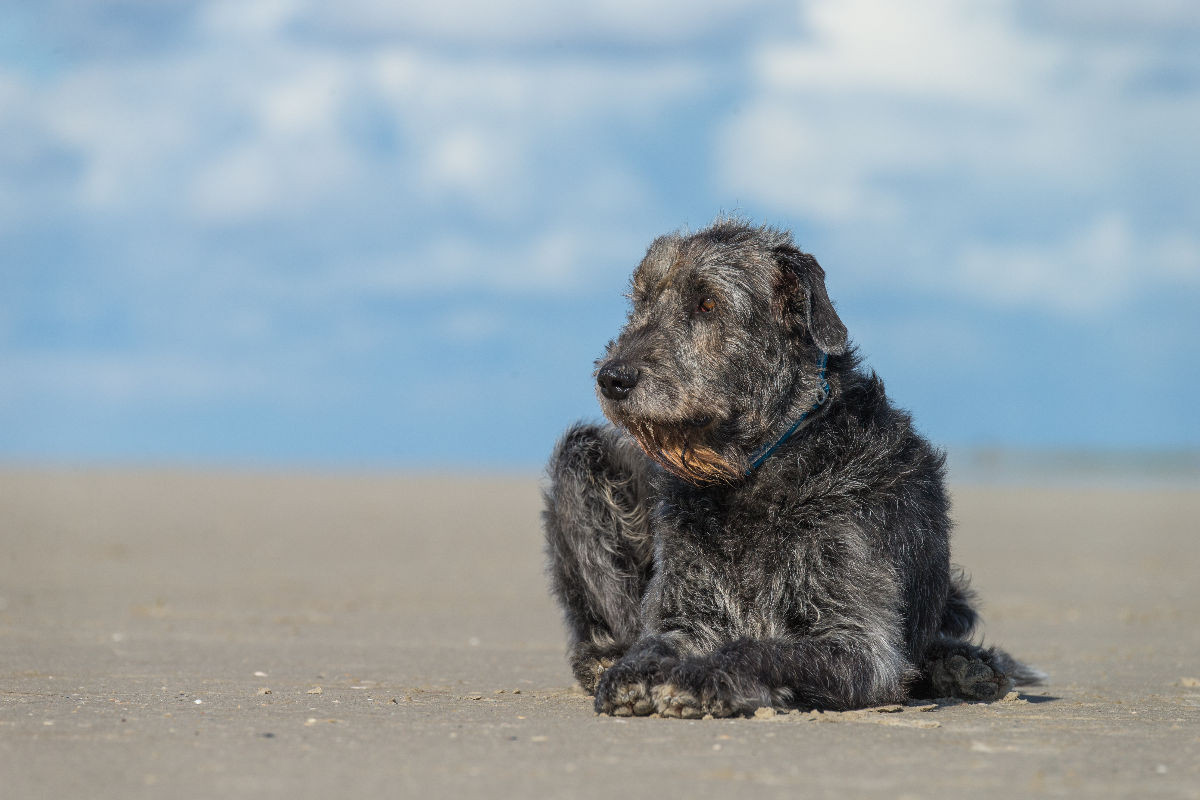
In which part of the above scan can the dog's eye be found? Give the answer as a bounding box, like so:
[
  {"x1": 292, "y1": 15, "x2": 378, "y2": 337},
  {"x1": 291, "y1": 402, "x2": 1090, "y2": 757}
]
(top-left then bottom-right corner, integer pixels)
[{"x1": 696, "y1": 297, "x2": 716, "y2": 314}]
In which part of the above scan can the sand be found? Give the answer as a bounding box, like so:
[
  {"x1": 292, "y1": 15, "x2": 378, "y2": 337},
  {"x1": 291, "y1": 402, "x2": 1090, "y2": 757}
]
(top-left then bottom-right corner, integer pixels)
[{"x1": 1, "y1": 470, "x2": 1197, "y2": 799}]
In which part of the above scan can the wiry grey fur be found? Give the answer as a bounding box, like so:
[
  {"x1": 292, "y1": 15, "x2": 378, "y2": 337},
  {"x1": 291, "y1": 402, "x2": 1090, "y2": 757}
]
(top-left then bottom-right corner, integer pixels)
[{"x1": 543, "y1": 219, "x2": 1042, "y2": 718}]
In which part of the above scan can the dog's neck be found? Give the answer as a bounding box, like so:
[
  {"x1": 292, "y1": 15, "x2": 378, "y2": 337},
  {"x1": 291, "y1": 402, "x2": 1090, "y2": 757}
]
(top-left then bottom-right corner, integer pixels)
[{"x1": 745, "y1": 351, "x2": 831, "y2": 475}]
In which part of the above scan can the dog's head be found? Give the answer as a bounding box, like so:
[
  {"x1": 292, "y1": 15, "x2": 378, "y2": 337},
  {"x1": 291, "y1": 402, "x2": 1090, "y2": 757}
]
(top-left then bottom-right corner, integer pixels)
[{"x1": 595, "y1": 219, "x2": 847, "y2": 484}]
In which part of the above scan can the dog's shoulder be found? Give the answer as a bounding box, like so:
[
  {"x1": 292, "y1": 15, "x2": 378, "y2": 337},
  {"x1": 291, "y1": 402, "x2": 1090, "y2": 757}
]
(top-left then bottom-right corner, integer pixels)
[
  {"x1": 771, "y1": 369, "x2": 946, "y2": 504},
  {"x1": 833, "y1": 370, "x2": 940, "y2": 454}
]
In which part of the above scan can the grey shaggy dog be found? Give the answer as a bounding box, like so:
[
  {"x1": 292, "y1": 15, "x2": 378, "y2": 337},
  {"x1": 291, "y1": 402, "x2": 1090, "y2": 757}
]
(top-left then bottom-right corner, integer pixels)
[{"x1": 542, "y1": 219, "x2": 1043, "y2": 718}]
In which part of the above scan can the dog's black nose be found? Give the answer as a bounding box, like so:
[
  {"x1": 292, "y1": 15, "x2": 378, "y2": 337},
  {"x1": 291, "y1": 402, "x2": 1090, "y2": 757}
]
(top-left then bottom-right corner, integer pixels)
[{"x1": 597, "y1": 361, "x2": 640, "y2": 400}]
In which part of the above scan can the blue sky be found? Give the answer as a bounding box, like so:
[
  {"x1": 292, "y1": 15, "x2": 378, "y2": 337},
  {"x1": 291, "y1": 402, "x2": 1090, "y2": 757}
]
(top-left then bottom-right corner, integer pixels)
[{"x1": 1, "y1": 0, "x2": 1198, "y2": 469}]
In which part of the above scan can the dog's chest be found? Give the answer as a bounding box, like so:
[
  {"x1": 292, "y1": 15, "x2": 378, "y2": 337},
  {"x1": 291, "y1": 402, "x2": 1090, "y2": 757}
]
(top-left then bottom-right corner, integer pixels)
[{"x1": 656, "y1": 489, "x2": 804, "y2": 636}]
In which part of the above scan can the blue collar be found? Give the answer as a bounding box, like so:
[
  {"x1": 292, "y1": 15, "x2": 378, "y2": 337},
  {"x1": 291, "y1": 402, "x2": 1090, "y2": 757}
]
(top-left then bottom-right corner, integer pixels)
[{"x1": 746, "y1": 352, "x2": 831, "y2": 474}]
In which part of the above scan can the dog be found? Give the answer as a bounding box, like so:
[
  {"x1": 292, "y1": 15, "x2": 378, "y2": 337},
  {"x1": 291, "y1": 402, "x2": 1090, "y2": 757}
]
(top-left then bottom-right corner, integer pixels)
[{"x1": 543, "y1": 219, "x2": 1041, "y2": 717}]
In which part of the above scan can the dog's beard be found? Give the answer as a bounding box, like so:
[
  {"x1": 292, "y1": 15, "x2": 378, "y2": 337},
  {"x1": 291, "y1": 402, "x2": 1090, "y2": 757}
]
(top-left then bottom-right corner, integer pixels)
[{"x1": 625, "y1": 419, "x2": 743, "y2": 485}]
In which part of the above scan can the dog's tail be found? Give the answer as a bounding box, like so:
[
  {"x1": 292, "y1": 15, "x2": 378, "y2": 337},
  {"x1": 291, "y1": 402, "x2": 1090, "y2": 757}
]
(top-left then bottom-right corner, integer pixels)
[
  {"x1": 988, "y1": 646, "x2": 1048, "y2": 687},
  {"x1": 918, "y1": 570, "x2": 1047, "y2": 700}
]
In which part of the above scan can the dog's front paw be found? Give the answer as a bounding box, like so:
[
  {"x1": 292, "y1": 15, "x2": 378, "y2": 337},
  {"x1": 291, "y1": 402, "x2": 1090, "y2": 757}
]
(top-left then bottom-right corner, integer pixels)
[
  {"x1": 594, "y1": 663, "x2": 655, "y2": 716},
  {"x1": 665, "y1": 659, "x2": 768, "y2": 718},
  {"x1": 652, "y1": 683, "x2": 705, "y2": 719}
]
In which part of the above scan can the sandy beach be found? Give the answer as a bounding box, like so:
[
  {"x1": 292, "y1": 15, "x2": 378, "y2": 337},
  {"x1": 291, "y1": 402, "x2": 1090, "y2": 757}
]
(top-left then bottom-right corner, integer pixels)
[{"x1": 1, "y1": 469, "x2": 1197, "y2": 799}]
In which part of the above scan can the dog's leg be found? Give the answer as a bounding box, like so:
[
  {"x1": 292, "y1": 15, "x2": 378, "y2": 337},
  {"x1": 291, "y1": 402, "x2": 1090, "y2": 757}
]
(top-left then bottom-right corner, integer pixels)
[
  {"x1": 652, "y1": 635, "x2": 911, "y2": 717},
  {"x1": 912, "y1": 635, "x2": 1045, "y2": 700},
  {"x1": 543, "y1": 423, "x2": 656, "y2": 693},
  {"x1": 918, "y1": 570, "x2": 1045, "y2": 700},
  {"x1": 939, "y1": 568, "x2": 980, "y2": 639}
]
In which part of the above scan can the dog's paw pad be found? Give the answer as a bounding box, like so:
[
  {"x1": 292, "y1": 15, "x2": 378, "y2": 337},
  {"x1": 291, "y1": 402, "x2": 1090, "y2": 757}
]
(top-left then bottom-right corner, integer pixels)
[
  {"x1": 653, "y1": 683, "x2": 704, "y2": 719},
  {"x1": 703, "y1": 699, "x2": 737, "y2": 718},
  {"x1": 597, "y1": 680, "x2": 654, "y2": 716}
]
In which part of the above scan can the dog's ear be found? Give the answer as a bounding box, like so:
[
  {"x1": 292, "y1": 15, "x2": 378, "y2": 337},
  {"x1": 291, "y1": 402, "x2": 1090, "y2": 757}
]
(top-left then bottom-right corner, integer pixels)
[{"x1": 773, "y1": 246, "x2": 848, "y2": 355}]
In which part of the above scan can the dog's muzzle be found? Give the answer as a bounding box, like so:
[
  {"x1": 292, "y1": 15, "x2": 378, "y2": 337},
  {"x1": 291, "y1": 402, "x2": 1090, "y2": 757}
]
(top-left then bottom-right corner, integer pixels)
[{"x1": 597, "y1": 361, "x2": 640, "y2": 401}]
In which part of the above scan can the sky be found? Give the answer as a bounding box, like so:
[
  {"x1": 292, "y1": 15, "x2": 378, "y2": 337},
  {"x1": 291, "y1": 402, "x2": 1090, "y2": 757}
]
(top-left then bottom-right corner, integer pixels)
[{"x1": 1, "y1": 0, "x2": 1198, "y2": 470}]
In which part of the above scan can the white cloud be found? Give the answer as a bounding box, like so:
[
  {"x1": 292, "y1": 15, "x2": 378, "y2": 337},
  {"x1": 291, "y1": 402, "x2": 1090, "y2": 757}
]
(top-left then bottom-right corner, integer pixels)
[
  {"x1": 718, "y1": 0, "x2": 1076, "y2": 223},
  {"x1": 3, "y1": 12, "x2": 705, "y2": 233},
  {"x1": 39, "y1": 64, "x2": 198, "y2": 212},
  {"x1": 956, "y1": 215, "x2": 1200, "y2": 313},
  {"x1": 332, "y1": 223, "x2": 645, "y2": 296},
  {"x1": 719, "y1": 103, "x2": 928, "y2": 223},
  {"x1": 186, "y1": 59, "x2": 360, "y2": 222},
  {"x1": 716, "y1": 0, "x2": 1200, "y2": 315},
  {"x1": 760, "y1": 0, "x2": 1057, "y2": 105}
]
